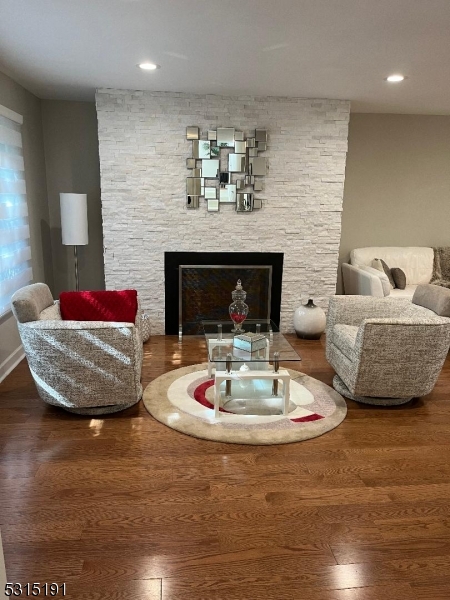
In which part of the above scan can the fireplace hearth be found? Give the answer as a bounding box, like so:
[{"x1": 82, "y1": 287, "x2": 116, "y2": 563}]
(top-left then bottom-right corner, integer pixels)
[{"x1": 164, "y1": 252, "x2": 283, "y2": 335}]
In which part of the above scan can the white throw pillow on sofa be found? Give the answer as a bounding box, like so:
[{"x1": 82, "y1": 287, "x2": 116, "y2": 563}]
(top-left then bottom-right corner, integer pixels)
[{"x1": 372, "y1": 258, "x2": 396, "y2": 289}]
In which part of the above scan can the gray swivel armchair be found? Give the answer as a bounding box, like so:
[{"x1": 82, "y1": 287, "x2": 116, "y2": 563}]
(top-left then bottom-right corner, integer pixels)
[
  {"x1": 11, "y1": 283, "x2": 143, "y2": 415},
  {"x1": 326, "y1": 289, "x2": 450, "y2": 405}
]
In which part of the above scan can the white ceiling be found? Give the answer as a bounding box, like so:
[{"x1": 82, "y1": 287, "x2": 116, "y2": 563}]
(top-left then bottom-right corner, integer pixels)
[{"x1": 1, "y1": 0, "x2": 450, "y2": 113}]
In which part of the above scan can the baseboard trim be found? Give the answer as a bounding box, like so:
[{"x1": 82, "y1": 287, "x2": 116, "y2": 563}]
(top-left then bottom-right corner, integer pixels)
[{"x1": 0, "y1": 345, "x2": 25, "y2": 383}]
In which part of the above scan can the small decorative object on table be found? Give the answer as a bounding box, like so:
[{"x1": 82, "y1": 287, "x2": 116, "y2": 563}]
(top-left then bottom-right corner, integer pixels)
[
  {"x1": 293, "y1": 298, "x2": 326, "y2": 339},
  {"x1": 233, "y1": 332, "x2": 266, "y2": 353},
  {"x1": 229, "y1": 279, "x2": 249, "y2": 333},
  {"x1": 141, "y1": 313, "x2": 151, "y2": 342}
]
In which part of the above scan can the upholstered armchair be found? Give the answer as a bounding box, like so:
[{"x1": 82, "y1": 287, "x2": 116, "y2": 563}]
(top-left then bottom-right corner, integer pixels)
[
  {"x1": 11, "y1": 283, "x2": 143, "y2": 415},
  {"x1": 326, "y1": 294, "x2": 450, "y2": 405}
]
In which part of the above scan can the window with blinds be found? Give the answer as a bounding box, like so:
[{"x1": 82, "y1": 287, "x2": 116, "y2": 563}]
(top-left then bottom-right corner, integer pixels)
[{"x1": 0, "y1": 105, "x2": 33, "y2": 317}]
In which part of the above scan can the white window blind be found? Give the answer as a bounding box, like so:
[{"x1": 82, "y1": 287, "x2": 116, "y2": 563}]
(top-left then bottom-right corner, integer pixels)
[{"x1": 0, "y1": 105, "x2": 33, "y2": 317}]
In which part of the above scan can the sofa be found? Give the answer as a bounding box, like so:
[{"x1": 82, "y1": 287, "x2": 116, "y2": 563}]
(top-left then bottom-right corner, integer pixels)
[
  {"x1": 342, "y1": 247, "x2": 434, "y2": 299},
  {"x1": 326, "y1": 287, "x2": 450, "y2": 405}
]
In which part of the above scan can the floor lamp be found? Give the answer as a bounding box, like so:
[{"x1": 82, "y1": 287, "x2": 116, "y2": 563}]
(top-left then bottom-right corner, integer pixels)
[{"x1": 60, "y1": 193, "x2": 89, "y2": 291}]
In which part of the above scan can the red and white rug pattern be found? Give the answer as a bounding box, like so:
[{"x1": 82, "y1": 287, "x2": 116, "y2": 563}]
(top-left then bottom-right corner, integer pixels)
[
  {"x1": 181, "y1": 374, "x2": 335, "y2": 427},
  {"x1": 144, "y1": 364, "x2": 347, "y2": 444}
]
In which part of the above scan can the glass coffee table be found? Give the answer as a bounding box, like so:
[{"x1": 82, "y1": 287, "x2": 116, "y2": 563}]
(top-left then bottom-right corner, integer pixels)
[{"x1": 202, "y1": 319, "x2": 302, "y2": 418}]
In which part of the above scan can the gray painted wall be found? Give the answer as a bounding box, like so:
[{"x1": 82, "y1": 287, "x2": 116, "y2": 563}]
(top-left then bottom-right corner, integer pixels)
[
  {"x1": 0, "y1": 70, "x2": 51, "y2": 376},
  {"x1": 338, "y1": 113, "x2": 450, "y2": 293},
  {"x1": 41, "y1": 100, "x2": 104, "y2": 295}
]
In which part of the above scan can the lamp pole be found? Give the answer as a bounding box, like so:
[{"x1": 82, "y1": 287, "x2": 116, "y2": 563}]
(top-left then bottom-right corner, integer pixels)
[
  {"x1": 74, "y1": 246, "x2": 79, "y2": 291},
  {"x1": 60, "y1": 193, "x2": 89, "y2": 292}
]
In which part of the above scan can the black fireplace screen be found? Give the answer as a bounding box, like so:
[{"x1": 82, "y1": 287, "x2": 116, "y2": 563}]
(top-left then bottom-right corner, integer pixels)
[
  {"x1": 180, "y1": 266, "x2": 271, "y2": 335},
  {"x1": 164, "y1": 252, "x2": 283, "y2": 335}
]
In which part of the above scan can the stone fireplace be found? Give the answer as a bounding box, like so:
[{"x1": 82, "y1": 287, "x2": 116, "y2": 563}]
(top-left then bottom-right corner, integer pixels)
[
  {"x1": 164, "y1": 252, "x2": 283, "y2": 334},
  {"x1": 96, "y1": 90, "x2": 350, "y2": 334}
]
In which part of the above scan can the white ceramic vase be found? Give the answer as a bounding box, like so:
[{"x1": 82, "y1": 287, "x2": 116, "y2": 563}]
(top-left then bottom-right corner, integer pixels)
[{"x1": 293, "y1": 299, "x2": 326, "y2": 340}]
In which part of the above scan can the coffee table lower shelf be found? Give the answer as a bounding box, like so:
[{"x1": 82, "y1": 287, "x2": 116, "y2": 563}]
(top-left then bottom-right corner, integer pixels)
[{"x1": 214, "y1": 368, "x2": 291, "y2": 418}]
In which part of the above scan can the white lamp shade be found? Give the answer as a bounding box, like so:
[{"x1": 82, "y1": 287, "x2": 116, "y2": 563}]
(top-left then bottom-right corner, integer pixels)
[{"x1": 60, "y1": 193, "x2": 89, "y2": 245}]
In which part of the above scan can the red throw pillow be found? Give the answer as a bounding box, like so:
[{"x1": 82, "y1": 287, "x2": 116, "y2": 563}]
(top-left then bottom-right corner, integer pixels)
[{"x1": 59, "y1": 290, "x2": 138, "y2": 323}]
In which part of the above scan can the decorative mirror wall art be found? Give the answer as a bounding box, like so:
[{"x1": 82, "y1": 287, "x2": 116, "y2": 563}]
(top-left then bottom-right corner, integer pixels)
[
  {"x1": 219, "y1": 184, "x2": 237, "y2": 204},
  {"x1": 228, "y1": 154, "x2": 247, "y2": 173},
  {"x1": 186, "y1": 196, "x2": 199, "y2": 209},
  {"x1": 255, "y1": 129, "x2": 267, "y2": 143},
  {"x1": 185, "y1": 125, "x2": 267, "y2": 212},
  {"x1": 249, "y1": 157, "x2": 267, "y2": 176},
  {"x1": 237, "y1": 193, "x2": 254, "y2": 212},
  {"x1": 207, "y1": 199, "x2": 220, "y2": 212},
  {"x1": 217, "y1": 128, "x2": 235, "y2": 147},
  {"x1": 193, "y1": 140, "x2": 211, "y2": 159},
  {"x1": 186, "y1": 177, "x2": 202, "y2": 196},
  {"x1": 186, "y1": 126, "x2": 200, "y2": 140},
  {"x1": 202, "y1": 159, "x2": 219, "y2": 178}
]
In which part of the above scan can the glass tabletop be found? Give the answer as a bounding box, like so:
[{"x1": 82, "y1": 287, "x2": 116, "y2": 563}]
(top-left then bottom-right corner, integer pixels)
[{"x1": 202, "y1": 319, "x2": 301, "y2": 364}]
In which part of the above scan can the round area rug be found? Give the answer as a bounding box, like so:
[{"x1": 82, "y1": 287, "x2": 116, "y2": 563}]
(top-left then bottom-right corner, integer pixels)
[{"x1": 143, "y1": 364, "x2": 347, "y2": 445}]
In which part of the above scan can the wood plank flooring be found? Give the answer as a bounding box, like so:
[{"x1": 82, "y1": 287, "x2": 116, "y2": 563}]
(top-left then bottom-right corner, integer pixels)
[{"x1": 1, "y1": 334, "x2": 450, "y2": 599}]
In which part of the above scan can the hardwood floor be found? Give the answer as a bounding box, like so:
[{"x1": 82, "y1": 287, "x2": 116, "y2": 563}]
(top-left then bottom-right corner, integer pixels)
[{"x1": 1, "y1": 334, "x2": 450, "y2": 599}]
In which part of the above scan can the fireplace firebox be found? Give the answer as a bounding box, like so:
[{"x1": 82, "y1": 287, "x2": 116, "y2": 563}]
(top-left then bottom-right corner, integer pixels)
[{"x1": 164, "y1": 252, "x2": 283, "y2": 335}]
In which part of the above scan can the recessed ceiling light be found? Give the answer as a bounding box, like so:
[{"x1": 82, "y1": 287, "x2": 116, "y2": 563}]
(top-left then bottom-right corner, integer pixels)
[
  {"x1": 138, "y1": 62, "x2": 161, "y2": 71},
  {"x1": 386, "y1": 74, "x2": 405, "y2": 82}
]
